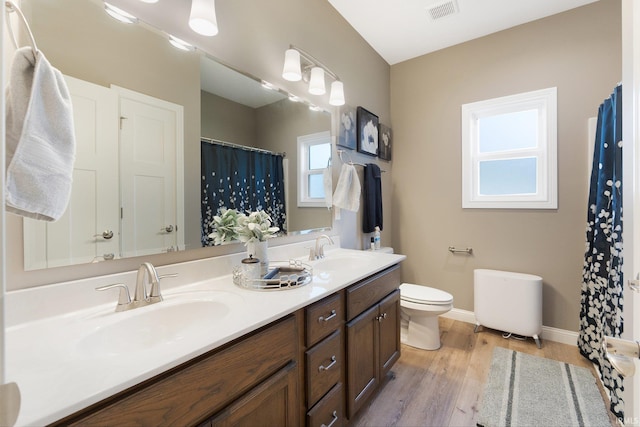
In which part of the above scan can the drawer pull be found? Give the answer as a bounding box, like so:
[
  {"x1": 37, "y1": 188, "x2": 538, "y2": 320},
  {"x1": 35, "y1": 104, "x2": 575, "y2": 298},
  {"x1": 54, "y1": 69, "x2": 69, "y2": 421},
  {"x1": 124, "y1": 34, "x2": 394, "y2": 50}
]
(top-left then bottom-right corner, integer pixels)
[
  {"x1": 321, "y1": 410, "x2": 339, "y2": 427},
  {"x1": 318, "y1": 355, "x2": 337, "y2": 372},
  {"x1": 318, "y1": 309, "x2": 337, "y2": 323}
]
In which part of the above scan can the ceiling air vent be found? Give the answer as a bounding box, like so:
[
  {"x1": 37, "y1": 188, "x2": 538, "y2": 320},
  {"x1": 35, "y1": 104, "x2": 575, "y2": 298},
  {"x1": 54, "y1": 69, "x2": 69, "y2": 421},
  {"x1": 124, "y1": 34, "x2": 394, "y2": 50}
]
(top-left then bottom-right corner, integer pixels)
[{"x1": 426, "y1": 0, "x2": 459, "y2": 20}]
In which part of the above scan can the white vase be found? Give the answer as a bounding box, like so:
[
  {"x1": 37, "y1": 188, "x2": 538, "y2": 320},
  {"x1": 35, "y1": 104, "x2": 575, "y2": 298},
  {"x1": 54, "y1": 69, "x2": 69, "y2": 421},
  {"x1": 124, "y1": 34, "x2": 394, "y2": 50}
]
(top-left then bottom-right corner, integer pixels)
[{"x1": 247, "y1": 240, "x2": 269, "y2": 276}]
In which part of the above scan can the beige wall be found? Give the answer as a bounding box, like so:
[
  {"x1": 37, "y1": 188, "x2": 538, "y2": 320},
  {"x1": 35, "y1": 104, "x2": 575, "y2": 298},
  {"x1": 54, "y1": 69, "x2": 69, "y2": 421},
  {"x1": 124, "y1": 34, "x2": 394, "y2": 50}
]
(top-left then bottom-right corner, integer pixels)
[
  {"x1": 390, "y1": 0, "x2": 621, "y2": 331},
  {"x1": 201, "y1": 91, "x2": 257, "y2": 147}
]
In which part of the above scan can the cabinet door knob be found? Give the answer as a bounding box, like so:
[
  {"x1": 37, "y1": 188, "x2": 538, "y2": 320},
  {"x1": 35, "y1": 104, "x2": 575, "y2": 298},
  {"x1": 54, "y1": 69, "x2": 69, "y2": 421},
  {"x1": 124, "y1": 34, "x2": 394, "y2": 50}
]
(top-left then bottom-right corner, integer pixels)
[
  {"x1": 318, "y1": 355, "x2": 337, "y2": 372},
  {"x1": 321, "y1": 411, "x2": 339, "y2": 427},
  {"x1": 318, "y1": 309, "x2": 337, "y2": 323}
]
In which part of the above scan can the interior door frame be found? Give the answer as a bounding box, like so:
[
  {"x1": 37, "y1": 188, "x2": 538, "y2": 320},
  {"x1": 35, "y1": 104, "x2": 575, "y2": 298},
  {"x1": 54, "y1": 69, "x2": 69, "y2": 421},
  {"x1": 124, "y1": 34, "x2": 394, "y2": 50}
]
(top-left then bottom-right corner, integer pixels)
[{"x1": 622, "y1": 1, "x2": 640, "y2": 424}]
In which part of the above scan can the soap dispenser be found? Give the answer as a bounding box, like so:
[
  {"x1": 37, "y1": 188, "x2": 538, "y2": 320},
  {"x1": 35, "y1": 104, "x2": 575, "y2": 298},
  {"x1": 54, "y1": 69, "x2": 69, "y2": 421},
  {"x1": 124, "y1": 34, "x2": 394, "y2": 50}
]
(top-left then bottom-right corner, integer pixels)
[{"x1": 374, "y1": 226, "x2": 381, "y2": 250}]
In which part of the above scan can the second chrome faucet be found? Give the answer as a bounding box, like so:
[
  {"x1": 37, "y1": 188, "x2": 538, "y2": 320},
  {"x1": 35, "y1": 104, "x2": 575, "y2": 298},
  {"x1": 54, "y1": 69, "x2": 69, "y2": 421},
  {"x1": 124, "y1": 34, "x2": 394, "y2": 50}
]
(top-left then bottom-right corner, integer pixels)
[
  {"x1": 309, "y1": 234, "x2": 334, "y2": 260},
  {"x1": 97, "y1": 262, "x2": 177, "y2": 312}
]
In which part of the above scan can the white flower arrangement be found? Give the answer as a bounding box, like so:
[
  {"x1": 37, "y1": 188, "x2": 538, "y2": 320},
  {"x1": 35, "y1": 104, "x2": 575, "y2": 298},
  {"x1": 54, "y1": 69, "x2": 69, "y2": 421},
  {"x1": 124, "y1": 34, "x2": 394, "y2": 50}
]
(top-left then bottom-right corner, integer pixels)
[
  {"x1": 208, "y1": 209, "x2": 279, "y2": 245},
  {"x1": 208, "y1": 208, "x2": 242, "y2": 245},
  {"x1": 235, "y1": 210, "x2": 280, "y2": 244}
]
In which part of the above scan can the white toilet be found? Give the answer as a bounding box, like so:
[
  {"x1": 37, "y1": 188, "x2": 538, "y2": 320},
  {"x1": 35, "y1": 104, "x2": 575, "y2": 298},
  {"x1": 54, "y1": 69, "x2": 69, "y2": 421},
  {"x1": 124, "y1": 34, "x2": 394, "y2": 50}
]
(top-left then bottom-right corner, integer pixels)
[{"x1": 400, "y1": 283, "x2": 454, "y2": 350}]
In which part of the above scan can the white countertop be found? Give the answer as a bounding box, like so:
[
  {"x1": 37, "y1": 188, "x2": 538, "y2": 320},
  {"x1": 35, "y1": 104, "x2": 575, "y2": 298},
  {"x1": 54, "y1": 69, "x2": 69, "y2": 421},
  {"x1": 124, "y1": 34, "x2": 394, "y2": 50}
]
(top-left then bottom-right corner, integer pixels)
[{"x1": 5, "y1": 243, "x2": 405, "y2": 426}]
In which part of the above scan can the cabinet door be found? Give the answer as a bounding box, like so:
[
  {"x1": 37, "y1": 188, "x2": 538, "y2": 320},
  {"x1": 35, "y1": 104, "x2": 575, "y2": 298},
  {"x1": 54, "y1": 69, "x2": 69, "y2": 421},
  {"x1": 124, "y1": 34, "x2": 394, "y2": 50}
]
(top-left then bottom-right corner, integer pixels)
[
  {"x1": 346, "y1": 304, "x2": 379, "y2": 419},
  {"x1": 208, "y1": 361, "x2": 299, "y2": 427},
  {"x1": 378, "y1": 290, "x2": 401, "y2": 377}
]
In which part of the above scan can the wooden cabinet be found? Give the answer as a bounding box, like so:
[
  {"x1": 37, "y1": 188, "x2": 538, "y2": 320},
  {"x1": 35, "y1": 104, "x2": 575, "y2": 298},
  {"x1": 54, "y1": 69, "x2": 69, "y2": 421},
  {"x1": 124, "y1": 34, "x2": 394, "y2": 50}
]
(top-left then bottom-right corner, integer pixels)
[
  {"x1": 203, "y1": 361, "x2": 298, "y2": 427},
  {"x1": 54, "y1": 315, "x2": 300, "y2": 427},
  {"x1": 345, "y1": 265, "x2": 401, "y2": 420}
]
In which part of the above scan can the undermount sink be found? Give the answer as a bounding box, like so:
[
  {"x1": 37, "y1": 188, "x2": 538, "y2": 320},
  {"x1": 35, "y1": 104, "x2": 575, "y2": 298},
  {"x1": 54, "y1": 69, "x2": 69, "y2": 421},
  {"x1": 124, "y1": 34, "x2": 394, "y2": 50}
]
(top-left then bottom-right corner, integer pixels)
[
  {"x1": 75, "y1": 296, "x2": 234, "y2": 357},
  {"x1": 311, "y1": 253, "x2": 372, "y2": 272}
]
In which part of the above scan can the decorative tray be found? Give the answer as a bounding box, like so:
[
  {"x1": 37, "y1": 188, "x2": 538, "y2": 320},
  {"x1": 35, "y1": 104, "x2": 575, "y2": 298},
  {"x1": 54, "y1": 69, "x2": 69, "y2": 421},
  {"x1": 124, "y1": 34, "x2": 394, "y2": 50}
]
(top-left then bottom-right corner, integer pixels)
[{"x1": 232, "y1": 259, "x2": 313, "y2": 291}]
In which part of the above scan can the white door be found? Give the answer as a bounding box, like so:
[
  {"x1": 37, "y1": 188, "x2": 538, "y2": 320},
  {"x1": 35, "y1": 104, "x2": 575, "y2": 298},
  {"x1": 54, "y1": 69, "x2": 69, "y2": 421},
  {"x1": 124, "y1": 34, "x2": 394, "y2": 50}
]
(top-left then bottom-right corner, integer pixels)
[
  {"x1": 115, "y1": 87, "x2": 184, "y2": 257},
  {"x1": 23, "y1": 75, "x2": 119, "y2": 269}
]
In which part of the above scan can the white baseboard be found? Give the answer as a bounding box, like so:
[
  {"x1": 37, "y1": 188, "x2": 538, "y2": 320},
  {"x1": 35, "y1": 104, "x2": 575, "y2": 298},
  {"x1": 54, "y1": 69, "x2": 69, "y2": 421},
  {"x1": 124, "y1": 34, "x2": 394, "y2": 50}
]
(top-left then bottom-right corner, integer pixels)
[{"x1": 442, "y1": 308, "x2": 579, "y2": 346}]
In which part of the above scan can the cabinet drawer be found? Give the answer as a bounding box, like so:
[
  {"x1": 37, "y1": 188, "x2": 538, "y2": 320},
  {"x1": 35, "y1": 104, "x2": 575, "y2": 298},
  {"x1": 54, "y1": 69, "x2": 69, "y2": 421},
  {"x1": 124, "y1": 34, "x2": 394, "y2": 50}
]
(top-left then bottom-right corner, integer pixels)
[
  {"x1": 64, "y1": 316, "x2": 298, "y2": 426},
  {"x1": 306, "y1": 329, "x2": 342, "y2": 407},
  {"x1": 307, "y1": 383, "x2": 344, "y2": 427},
  {"x1": 306, "y1": 292, "x2": 343, "y2": 346},
  {"x1": 346, "y1": 264, "x2": 400, "y2": 321}
]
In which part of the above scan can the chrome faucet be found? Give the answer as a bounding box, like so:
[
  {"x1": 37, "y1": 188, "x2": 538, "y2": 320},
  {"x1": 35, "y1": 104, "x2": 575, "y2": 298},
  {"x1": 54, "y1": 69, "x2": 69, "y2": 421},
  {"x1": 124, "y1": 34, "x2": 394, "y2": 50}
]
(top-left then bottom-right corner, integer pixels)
[
  {"x1": 97, "y1": 262, "x2": 177, "y2": 312},
  {"x1": 309, "y1": 234, "x2": 334, "y2": 260},
  {"x1": 135, "y1": 262, "x2": 161, "y2": 305}
]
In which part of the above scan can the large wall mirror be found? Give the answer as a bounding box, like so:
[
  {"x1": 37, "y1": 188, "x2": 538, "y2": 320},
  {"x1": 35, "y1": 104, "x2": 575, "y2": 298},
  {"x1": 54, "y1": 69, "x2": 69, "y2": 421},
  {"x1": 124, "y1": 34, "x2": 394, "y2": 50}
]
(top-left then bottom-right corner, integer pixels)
[{"x1": 19, "y1": 0, "x2": 332, "y2": 270}]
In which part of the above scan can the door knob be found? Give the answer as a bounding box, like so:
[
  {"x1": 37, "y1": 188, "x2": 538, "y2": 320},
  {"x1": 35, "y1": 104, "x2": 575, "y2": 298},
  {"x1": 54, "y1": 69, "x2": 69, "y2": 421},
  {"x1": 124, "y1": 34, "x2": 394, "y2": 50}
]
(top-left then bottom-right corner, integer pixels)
[
  {"x1": 161, "y1": 225, "x2": 174, "y2": 233},
  {"x1": 94, "y1": 230, "x2": 114, "y2": 240}
]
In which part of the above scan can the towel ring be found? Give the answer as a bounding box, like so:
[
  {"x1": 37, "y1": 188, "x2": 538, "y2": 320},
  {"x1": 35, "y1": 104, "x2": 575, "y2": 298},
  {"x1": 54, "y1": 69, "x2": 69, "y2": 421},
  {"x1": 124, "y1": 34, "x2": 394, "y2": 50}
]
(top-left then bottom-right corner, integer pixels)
[{"x1": 5, "y1": 1, "x2": 38, "y2": 55}]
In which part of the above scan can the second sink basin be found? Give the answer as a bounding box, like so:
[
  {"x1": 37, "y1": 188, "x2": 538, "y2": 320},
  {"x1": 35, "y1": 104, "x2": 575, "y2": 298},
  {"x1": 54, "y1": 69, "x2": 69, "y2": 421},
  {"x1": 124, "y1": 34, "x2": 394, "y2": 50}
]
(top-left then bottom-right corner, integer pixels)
[
  {"x1": 75, "y1": 296, "x2": 233, "y2": 357},
  {"x1": 311, "y1": 252, "x2": 373, "y2": 272}
]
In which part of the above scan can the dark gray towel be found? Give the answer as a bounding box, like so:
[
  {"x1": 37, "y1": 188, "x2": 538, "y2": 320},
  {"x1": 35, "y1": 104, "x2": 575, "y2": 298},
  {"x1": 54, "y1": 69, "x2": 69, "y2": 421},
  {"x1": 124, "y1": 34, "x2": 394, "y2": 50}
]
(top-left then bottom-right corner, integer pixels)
[{"x1": 363, "y1": 163, "x2": 382, "y2": 233}]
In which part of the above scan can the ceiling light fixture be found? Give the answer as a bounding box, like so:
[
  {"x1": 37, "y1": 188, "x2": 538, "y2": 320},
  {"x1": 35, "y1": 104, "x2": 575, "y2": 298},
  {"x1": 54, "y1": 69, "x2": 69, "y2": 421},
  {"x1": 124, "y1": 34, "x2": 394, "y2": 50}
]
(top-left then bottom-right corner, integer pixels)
[
  {"x1": 308, "y1": 67, "x2": 326, "y2": 95},
  {"x1": 139, "y1": 0, "x2": 159, "y2": 3},
  {"x1": 282, "y1": 45, "x2": 345, "y2": 106},
  {"x1": 104, "y1": 3, "x2": 138, "y2": 24},
  {"x1": 282, "y1": 49, "x2": 302, "y2": 81},
  {"x1": 189, "y1": 0, "x2": 218, "y2": 36},
  {"x1": 329, "y1": 81, "x2": 345, "y2": 106}
]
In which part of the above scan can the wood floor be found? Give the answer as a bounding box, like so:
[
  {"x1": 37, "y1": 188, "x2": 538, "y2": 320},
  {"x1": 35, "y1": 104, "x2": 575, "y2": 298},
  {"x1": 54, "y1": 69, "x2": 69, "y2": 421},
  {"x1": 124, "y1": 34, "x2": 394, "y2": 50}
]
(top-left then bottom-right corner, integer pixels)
[{"x1": 350, "y1": 318, "x2": 617, "y2": 427}]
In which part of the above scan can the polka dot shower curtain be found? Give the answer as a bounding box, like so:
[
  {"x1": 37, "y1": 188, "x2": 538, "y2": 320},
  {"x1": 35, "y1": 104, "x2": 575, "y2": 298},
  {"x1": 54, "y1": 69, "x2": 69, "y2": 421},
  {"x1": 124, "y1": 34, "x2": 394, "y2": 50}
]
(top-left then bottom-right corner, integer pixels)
[
  {"x1": 578, "y1": 84, "x2": 624, "y2": 419},
  {"x1": 200, "y1": 140, "x2": 286, "y2": 246}
]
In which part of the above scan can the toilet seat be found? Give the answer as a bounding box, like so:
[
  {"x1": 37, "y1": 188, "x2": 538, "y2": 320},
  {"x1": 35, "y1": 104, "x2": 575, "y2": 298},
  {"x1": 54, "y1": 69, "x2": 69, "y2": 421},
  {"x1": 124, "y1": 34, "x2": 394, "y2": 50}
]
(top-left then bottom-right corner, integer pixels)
[{"x1": 400, "y1": 283, "x2": 453, "y2": 306}]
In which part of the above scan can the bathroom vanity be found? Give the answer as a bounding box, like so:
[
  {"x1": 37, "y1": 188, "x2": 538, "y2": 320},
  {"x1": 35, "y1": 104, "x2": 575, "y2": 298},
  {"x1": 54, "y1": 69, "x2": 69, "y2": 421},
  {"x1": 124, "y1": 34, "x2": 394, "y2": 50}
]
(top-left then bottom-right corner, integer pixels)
[{"x1": 5, "y1": 243, "x2": 405, "y2": 426}]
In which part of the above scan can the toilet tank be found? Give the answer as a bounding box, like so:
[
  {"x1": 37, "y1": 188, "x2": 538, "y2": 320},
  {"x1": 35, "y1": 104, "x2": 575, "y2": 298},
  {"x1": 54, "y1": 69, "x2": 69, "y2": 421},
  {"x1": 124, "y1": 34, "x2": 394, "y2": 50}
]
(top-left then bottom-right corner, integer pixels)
[{"x1": 474, "y1": 269, "x2": 543, "y2": 338}]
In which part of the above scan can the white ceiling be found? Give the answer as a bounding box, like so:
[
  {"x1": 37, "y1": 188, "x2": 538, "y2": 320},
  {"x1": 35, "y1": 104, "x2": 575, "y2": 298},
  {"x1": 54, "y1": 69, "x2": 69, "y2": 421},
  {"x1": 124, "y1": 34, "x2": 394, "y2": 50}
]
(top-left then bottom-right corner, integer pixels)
[{"x1": 327, "y1": 0, "x2": 599, "y2": 65}]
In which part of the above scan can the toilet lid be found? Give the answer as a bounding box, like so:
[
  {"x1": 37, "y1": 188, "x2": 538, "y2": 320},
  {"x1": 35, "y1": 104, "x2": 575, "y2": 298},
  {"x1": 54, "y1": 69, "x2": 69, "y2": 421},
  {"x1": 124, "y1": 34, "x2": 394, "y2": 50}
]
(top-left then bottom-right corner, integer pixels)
[{"x1": 400, "y1": 283, "x2": 453, "y2": 305}]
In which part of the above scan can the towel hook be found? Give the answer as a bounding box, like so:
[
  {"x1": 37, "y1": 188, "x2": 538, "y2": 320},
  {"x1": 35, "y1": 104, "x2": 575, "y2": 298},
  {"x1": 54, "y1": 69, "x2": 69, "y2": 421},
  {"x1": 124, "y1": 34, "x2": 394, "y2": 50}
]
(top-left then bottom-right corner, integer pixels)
[{"x1": 5, "y1": 1, "x2": 38, "y2": 55}]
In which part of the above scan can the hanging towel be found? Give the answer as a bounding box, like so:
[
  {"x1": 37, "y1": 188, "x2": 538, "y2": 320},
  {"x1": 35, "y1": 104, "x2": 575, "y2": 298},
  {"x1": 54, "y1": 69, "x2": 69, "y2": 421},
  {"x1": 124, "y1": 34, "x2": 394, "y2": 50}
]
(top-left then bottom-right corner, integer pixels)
[
  {"x1": 323, "y1": 166, "x2": 332, "y2": 209},
  {"x1": 332, "y1": 163, "x2": 360, "y2": 212},
  {"x1": 362, "y1": 163, "x2": 382, "y2": 233},
  {"x1": 5, "y1": 47, "x2": 76, "y2": 221}
]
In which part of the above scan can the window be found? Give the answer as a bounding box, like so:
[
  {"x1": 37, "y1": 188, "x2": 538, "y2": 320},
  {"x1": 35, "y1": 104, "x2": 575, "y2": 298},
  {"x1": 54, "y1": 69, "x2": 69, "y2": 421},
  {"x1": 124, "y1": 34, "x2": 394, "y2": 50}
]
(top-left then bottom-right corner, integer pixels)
[
  {"x1": 461, "y1": 87, "x2": 557, "y2": 209},
  {"x1": 297, "y1": 131, "x2": 332, "y2": 207}
]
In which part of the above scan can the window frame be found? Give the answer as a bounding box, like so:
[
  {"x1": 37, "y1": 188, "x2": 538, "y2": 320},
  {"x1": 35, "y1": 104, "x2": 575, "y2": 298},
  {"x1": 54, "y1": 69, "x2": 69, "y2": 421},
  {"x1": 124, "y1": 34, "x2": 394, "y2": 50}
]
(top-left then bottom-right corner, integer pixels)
[
  {"x1": 297, "y1": 131, "x2": 331, "y2": 208},
  {"x1": 461, "y1": 87, "x2": 558, "y2": 209}
]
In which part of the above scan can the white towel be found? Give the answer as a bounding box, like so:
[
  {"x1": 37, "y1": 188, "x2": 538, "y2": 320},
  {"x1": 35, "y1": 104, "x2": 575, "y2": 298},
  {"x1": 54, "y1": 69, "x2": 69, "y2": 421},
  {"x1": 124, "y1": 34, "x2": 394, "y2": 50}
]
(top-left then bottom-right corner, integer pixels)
[
  {"x1": 5, "y1": 47, "x2": 76, "y2": 221},
  {"x1": 332, "y1": 163, "x2": 360, "y2": 212},
  {"x1": 323, "y1": 166, "x2": 332, "y2": 209}
]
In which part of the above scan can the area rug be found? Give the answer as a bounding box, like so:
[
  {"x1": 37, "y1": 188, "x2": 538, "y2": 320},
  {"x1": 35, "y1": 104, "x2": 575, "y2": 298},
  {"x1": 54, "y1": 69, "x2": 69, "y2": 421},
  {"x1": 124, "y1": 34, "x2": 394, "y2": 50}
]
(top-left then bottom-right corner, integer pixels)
[{"x1": 477, "y1": 347, "x2": 611, "y2": 427}]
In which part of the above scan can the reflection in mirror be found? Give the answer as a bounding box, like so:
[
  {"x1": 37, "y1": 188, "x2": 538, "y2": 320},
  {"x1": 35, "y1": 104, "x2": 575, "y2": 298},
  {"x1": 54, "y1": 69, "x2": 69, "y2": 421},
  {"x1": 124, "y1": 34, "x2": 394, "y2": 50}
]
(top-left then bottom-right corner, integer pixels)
[{"x1": 20, "y1": 0, "x2": 332, "y2": 270}]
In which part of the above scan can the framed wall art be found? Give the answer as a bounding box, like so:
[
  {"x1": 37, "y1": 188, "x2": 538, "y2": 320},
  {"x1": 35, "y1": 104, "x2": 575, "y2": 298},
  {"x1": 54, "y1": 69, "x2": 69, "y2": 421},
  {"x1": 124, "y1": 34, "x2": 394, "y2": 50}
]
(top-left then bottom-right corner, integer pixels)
[
  {"x1": 357, "y1": 106, "x2": 379, "y2": 156},
  {"x1": 338, "y1": 105, "x2": 357, "y2": 150},
  {"x1": 379, "y1": 124, "x2": 392, "y2": 161}
]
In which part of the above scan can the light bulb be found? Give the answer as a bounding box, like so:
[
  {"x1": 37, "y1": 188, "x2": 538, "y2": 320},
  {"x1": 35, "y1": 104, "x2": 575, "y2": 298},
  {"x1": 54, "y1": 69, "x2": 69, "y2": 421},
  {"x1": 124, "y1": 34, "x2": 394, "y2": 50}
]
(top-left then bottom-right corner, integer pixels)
[
  {"x1": 329, "y1": 81, "x2": 345, "y2": 106},
  {"x1": 308, "y1": 67, "x2": 325, "y2": 95},
  {"x1": 282, "y1": 49, "x2": 302, "y2": 81}
]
